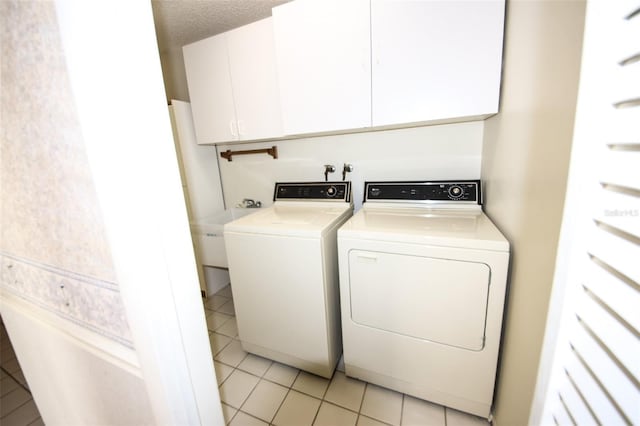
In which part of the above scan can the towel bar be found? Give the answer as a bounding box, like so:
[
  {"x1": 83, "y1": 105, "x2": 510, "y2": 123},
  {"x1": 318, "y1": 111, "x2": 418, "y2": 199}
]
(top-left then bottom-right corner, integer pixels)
[{"x1": 220, "y1": 145, "x2": 278, "y2": 162}]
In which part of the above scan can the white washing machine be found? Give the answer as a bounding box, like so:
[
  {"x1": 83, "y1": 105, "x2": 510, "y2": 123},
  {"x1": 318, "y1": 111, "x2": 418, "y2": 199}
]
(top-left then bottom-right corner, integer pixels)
[
  {"x1": 338, "y1": 180, "x2": 509, "y2": 418},
  {"x1": 225, "y1": 182, "x2": 353, "y2": 378}
]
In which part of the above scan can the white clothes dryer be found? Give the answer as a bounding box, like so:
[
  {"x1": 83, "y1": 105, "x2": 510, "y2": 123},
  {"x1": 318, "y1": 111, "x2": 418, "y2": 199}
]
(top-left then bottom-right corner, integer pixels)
[
  {"x1": 225, "y1": 182, "x2": 353, "y2": 378},
  {"x1": 338, "y1": 180, "x2": 509, "y2": 418}
]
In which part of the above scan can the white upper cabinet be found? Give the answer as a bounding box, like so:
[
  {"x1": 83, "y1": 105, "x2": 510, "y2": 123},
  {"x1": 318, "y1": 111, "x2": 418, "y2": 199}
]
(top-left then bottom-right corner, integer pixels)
[
  {"x1": 183, "y1": 34, "x2": 235, "y2": 143},
  {"x1": 184, "y1": 0, "x2": 506, "y2": 143},
  {"x1": 272, "y1": 0, "x2": 371, "y2": 136},
  {"x1": 226, "y1": 18, "x2": 283, "y2": 141},
  {"x1": 183, "y1": 18, "x2": 283, "y2": 144},
  {"x1": 371, "y1": 0, "x2": 505, "y2": 127}
]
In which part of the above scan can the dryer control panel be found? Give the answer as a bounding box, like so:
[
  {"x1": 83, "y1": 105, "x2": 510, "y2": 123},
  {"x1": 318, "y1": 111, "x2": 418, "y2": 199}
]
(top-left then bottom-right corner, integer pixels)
[
  {"x1": 274, "y1": 181, "x2": 351, "y2": 202},
  {"x1": 364, "y1": 180, "x2": 481, "y2": 204}
]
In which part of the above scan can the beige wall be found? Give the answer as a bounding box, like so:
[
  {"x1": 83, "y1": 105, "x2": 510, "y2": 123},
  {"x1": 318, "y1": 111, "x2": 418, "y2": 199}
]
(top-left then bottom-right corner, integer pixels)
[{"x1": 481, "y1": 1, "x2": 586, "y2": 424}]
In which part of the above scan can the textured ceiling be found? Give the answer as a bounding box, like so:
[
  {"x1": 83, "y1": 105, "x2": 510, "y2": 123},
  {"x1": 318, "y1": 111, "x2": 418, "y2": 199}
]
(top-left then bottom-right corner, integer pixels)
[{"x1": 152, "y1": 0, "x2": 291, "y2": 52}]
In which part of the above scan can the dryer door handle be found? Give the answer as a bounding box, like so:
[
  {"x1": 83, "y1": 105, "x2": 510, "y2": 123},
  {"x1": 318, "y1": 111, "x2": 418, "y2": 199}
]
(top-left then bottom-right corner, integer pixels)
[{"x1": 355, "y1": 254, "x2": 378, "y2": 264}]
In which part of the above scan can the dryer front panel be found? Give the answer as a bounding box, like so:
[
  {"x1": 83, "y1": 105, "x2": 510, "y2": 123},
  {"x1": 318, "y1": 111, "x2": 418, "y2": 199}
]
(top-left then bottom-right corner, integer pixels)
[{"x1": 348, "y1": 250, "x2": 490, "y2": 351}]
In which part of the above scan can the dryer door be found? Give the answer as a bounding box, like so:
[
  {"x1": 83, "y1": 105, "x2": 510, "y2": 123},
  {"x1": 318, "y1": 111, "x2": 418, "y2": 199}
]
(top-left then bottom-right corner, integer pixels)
[{"x1": 348, "y1": 250, "x2": 490, "y2": 351}]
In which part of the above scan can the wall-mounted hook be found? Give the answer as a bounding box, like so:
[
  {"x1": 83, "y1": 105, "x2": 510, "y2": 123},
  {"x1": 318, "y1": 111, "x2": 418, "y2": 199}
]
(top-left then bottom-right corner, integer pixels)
[
  {"x1": 342, "y1": 163, "x2": 354, "y2": 181},
  {"x1": 324, "y1": 164, "x2": 336, "y2": 181}
]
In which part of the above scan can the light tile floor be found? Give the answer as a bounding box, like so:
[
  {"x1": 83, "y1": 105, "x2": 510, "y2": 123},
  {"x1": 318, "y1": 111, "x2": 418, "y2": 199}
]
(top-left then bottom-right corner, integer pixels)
[
  {"x1": 0, "y1": 318, "x2": 44, "y2": 426},
  {"x1": 205, "y1": 285, "x2": 491, "y2": 426}
]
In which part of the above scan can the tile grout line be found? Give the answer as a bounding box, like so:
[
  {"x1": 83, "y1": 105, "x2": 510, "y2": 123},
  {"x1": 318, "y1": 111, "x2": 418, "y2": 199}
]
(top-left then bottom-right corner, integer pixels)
[
  {"x1": 235, "y1": 373, "x2": 262, "y2": 422},
  {"x1": 0, "y1": 365, "x2": 31, "y2": 394},
  {"x1": 239, "y1": 410, "x2": 269, "y2": 425},
  {"x1": 269, "y1": 387, "x2": 291, "y2": 425},
  {"x1": 27, "y1": 416, "x2": 43, "y2": 426},
  {"x1": 320, "y1": 368, "x2": 335, "y2": 400},
  {"x1": 1, "y1": 396, "x2": 37, "y2": 422},
  {"x1": 216, "y1": 349, "x2": 249, "y2": 389},
  {"x1": 226, "y1": 405, "x2": 239, "y2": 425},
  {"x1": 215, "y1": 365, "x2": 234, "y2": 388},
  {"x1": 217, "y1": 357, "x2": 301, "y2": 391},
  {"x1": 320, "y1": 399, "x2": 360, "y2": 414},
  {"x1": 289, "y1": 372, "x2": 330, "y2": 402},
  {"x1": 268, "y1": 369, "x2": 302, "y2": 425},
  {"x1": 1, "y1": 321, "x2": 41, "y2": 425},
  {"x1": 1, "y1": 348, "x2": 18, "y2": 363},
  {"x1": 308, "y1": 383, "x2": 324, "y2": 426},
  {"x1": 209, "y1": 332, "x2": 231, "y2": 354},
  {"x1": 310, "y1": 368, "x2": 346, "y2": 425},
  {"x1": 355, "y1": 382, "x2": 369, "y2": 425},
  {"x1": 219, "y1": 358, "x2": 252, "y2": 412}
]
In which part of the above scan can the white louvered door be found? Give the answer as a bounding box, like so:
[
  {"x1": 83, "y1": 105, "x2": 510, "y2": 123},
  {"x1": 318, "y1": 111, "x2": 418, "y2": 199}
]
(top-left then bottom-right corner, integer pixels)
[{"x1": 534, "y1": 1, "x2": 640, "y2": 425}]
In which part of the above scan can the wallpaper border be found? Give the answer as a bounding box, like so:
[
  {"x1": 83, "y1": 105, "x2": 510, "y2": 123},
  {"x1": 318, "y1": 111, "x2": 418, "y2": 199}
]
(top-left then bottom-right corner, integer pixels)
[{"x1": 0, "y1": 252, "x2": 134, "y2": 348}]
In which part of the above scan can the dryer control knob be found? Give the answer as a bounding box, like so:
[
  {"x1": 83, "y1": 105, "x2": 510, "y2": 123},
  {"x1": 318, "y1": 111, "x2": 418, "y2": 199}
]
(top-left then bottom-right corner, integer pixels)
[
  {"x1": 326, "y1": 186, "x2": 337, "y2": 197},
  {"x1": 448, "y1": 185, "x2": 463, "y2": 199}
]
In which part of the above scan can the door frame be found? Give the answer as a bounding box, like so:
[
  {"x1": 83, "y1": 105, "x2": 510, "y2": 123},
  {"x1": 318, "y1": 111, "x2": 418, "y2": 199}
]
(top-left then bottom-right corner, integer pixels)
[{"x1": 54, "y1": 2, "x2": 223, "y2": 424}]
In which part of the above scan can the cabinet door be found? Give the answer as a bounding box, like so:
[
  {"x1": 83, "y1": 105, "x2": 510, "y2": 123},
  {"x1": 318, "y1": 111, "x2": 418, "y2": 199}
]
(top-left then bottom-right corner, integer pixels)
[
  {"x1": 273, "y1": 0, "x2": 371, "y2": 135},
  {"x1": 183, "y1": 34, "x2": 237, "y2": 144},
  {"x1": 227, "y1": 18, "x2": 283, "y2": 140},
  {"x1": 372, "y1": 0, "x2": 505, "y2": 127}
]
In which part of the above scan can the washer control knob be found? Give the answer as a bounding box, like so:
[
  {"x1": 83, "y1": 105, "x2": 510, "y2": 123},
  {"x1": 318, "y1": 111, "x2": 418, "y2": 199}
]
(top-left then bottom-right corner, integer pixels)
[
  {"x1": 448, "y1": 185, "x2": 463, "y2": 199},
  {"x1": 326, "y1": 186, "x2": 337, "y2": 197}
]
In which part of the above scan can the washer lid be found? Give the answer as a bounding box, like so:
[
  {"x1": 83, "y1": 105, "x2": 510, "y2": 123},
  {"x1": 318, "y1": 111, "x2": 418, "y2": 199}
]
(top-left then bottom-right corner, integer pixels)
[
  {"x1": 224, "y1": 201, "x2": 353, "y2": 238},
  {"x1": 338, "y1": 206, "x2": 509, "y2": 252},
  {"x1": 190, "y1": 208, "x2": 259, "y2": 235}
]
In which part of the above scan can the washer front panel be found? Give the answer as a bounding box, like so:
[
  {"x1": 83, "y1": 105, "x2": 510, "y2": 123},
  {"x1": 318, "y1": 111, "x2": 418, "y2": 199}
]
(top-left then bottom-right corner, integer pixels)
[{"x1": 224, "y1": 191, "x2": 353, "y2": 377}]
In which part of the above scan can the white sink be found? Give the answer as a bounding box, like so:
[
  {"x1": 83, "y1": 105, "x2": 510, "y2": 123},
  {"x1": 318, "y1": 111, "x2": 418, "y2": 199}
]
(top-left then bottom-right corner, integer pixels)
[{"x1": 190, "y1": 208, "x2": 259, "y2": 268}]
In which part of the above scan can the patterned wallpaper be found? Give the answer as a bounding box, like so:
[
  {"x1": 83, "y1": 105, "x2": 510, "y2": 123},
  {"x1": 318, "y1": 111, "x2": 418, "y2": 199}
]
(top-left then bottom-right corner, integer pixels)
[{"x1": 0, "y1": 1, "x2": 133, "y2": 347}]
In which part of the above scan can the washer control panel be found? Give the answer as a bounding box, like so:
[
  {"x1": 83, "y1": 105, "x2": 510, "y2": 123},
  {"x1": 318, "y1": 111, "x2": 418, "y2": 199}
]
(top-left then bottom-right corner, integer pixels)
[
  {"x1": 274, "y1": 181, "x2": 351, "y2": 202},
  {"x1": 364, "y1": 180, "x2": 481, "y2": 204}
]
